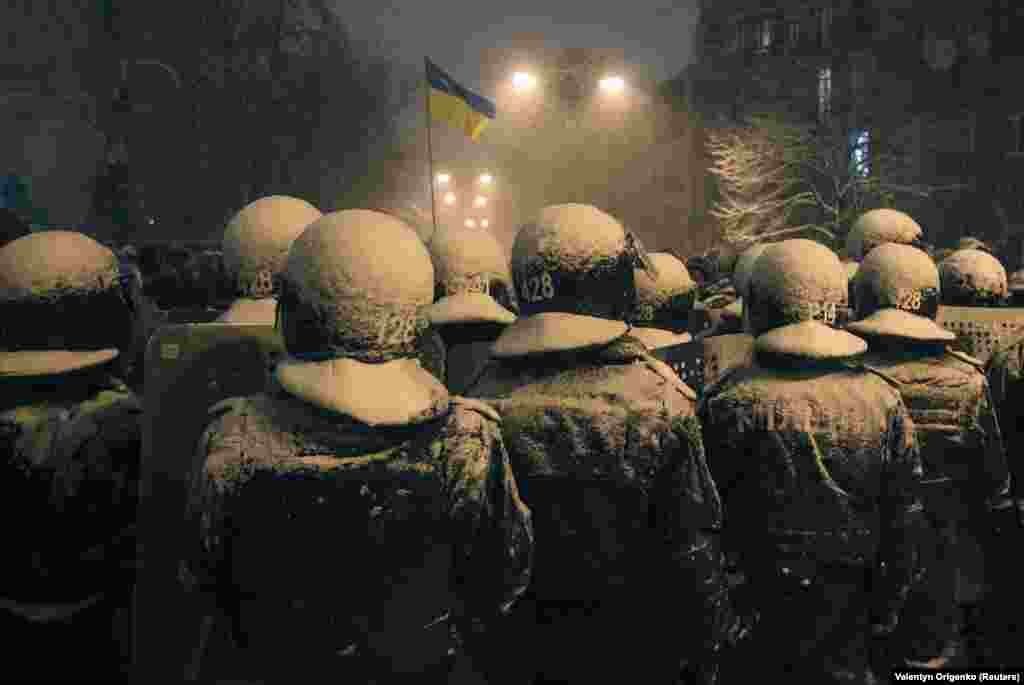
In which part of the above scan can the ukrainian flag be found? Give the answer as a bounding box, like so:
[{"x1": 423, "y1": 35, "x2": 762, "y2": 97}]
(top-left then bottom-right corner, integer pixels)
[{"x1": 426, "y1": 58, "x2": 496, "y2": 142}]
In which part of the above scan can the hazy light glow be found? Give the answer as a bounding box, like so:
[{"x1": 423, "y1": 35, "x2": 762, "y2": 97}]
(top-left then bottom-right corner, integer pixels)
[
  {"x1": 443, "y1": 192, "x2": 456, "y2": 205},
  {"x1": 435, "y1": 173, "x2": 450, "y2": 184},
  {"x1": 474, "y1": 196, "x2": 487, "y2": 208},
  {"x1": 479, "y1": 173, "x2": 493, "y2": 184},
  {"x1": 512, "y1": 72, "x2": 536, "y2": 91},
  {"x1": 465, "y1": 219, "x2": 476, "y2": 228},
  {"x1": 599, "y1": 76, "x2": 626, "y2": 94},
  {"x1": 481, "y1": 219, "x2": 489, "y2": 228}
]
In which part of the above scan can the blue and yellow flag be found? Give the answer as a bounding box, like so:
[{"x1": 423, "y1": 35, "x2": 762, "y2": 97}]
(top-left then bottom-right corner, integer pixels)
[{"x1": 426, "y1": 58, "x2": 496, "y2": 142}]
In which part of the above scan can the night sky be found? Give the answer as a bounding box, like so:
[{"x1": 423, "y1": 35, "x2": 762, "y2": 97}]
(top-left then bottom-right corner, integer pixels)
[{"x1": 339, "y1": 1, "x2": 700, "y2": 93}]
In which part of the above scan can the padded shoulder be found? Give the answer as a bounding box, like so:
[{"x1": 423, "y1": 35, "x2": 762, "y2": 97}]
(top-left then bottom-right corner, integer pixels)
[
  {"x1": 857, "y1": 363, "x2": 905, "y2": 391},
  {"x1": 450, "y1": 396, "x2": 501, "y2": 423},
  {"x1": 945, "y1": 348, "x2": 985, "y2": 370}
]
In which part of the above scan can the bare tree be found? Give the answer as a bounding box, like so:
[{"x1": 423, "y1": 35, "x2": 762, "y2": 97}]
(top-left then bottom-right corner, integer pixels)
[{"x1": 702, "y1": 44, "x2": 968, "y2": 250}]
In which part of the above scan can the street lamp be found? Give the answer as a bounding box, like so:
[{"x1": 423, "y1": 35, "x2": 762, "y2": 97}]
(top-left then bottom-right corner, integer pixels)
[
  {"x1": 480, "y1": 219, "x2": 490, "y2": 228},
  {"x1": 465, "y1": 219, "x2": 476, "y2": 228},
  {"x1": 478, "y1": 173, "x2": 493, "y2": 185},
  {"x1": 474, "y1": 196, "x2": 487, "y2": 208},
  {"x1": 435, "y1": 172, "x2": 451, "y2": 185},
  {"x1": 598, "y1": 76, "x2": 626, "y2": 95},
  {"x1": 443, "y1": 192, "x2": 456, "y2": 205},
  {"x1": 512, "y1": 72, "x2": 536, "y2": 92}
]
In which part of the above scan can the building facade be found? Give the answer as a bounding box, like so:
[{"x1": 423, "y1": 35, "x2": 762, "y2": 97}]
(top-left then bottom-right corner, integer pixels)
[{"x1": 683, "y1": 0, "x2": 1024, "y2": 261}]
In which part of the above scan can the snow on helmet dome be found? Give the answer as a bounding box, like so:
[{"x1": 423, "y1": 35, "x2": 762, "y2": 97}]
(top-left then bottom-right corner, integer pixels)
[
  {"x1": 222, "y1": 195, "x2": 322, "y2": 297},
  {"x1": 512, "y1": 203, "x2": 627, "y2": 272},
  {"x1": 846, "y1": 208, "x2": 922, "y2": 261},
  {"x1": 429, "y1": 223, "x2": 512, "y2": 289},
  {"x1": 939, "y1": 248, "x2": 1008, "y2": 301},
  {"x1": 0, "y1": 231, "x2": 119, "y2": 300}
]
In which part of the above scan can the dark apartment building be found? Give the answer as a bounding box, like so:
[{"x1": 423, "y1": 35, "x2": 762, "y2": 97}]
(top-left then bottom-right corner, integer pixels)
[{"x1": 682, "y1": 0, "x2": 1024, "y2": 264}]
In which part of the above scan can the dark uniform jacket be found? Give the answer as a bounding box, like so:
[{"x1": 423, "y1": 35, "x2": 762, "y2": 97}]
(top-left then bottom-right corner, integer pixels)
[
  {"x1": 465, "y1": 336, "x2": 727, "y2": 683},
  {"x1": 0, "y1": 362, "x2": 142, "y2": 675},
  {"x1": 699, "y1": 358, "x2": 922, "y2": 683},
  {"x1": 181, "y1": 384, "x2": 533, "y2": 684},
  {"x1": 862, "y1": 345, "x2": 1007, "y2": 663}
]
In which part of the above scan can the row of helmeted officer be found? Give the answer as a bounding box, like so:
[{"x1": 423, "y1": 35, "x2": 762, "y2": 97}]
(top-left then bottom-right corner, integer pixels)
[{"x1": 1, "y1": 197, "x2": 1021, "y2": 683}]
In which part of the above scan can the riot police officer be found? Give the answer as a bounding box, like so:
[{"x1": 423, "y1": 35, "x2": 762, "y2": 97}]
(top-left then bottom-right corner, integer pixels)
[
  {"x1": 465, "y1": 204, "x2": 728, "y2": 684},
  {"x1": 180, "y1": 209, "x2": 533, "y2": 684},
  {"x1": 847, "y1": 243, "x2": 1008, "y2": 669},
  {"x1": 699, "y1": 243, "x2": 766, "y2": 339},
  {"x1": 0, "y1": 231, "x2": 143, "y2": 678},
  {"x1": 699, "y1": 239, "x2": 923, "y2": 684},
  {"x1": 218, "y1": 195, "x2": 323, "y2": 324},
  {"x1": 425, "y1": 223, "x2": 518, "y2": 394},
  {"x1": 629, "y1": 251, "x2": 696, "y2": 349},
  {"x1": 845, "y1": 208, "x2": 924, "y2": 262}
]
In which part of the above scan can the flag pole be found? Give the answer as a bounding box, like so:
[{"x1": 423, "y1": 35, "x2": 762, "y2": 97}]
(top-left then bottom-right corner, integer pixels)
[{"x1": 424, "y1": 58, "x2": 439, "y2": 244}]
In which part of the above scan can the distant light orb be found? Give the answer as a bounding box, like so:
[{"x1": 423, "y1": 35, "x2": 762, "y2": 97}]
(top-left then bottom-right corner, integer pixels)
[
  {"x1": 479, "y1": 173, "x2": 493, "y2": 184},
  {"x1": 599, "y1": 76, "x2": 626, "y2": 94},
  {"x1": 465, "y1": 219, "x2": 476, "y2": 228},
  {"x1": 512, "y1": 72, "x2": 536, "y2": 91},
  {"x1": 443, "y1": 192, "x2": 456, "y2": 205},
  {"x1": 480, "y1": 219, "x2": 490, "y2": 228},
  {"x1": 435, "y1": 173, "x2": 451, "y2": 185},
  {"x1": 474, "y1": 196, "x2": 487, "y2": 208}
]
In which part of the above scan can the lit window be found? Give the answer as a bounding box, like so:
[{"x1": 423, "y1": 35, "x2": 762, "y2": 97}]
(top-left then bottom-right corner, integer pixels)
[
  {"x1": 850, "y1": 129, "x2": 870, "y2": 176},
  {"x1": 789, "y1": 22, "x2": 801, "y2": 46},
  {"x1": 761, "y1": 21, "x2": 773, "y2": 49},
  {"x1": 813, "y1": 6, "x2": 833, "y2": 48},
  {"x1": 818, "y1": 67, "x2": 832, "y2": 121}
]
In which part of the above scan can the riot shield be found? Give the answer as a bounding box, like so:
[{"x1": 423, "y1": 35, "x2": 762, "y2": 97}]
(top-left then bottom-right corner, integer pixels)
[
  {"x1": 652, "y1": 339, "x2": 706, "y2": 393},
  {"x1": 164, "y1": 307, "x2": 227, "y2": 324},
  {"x1": 133, "y1": 324, "x2": 284, "y2": 681},
  {"x1": 703, "y1": 333, "x2": 755, "y2": 389},
  {"x1": 935, "y1": 306, "x2": 1024, "y2": 364},
  {"x1": 652, "y1": 333, "x2": 755, "y2": 395},
  {"x1": 688, "y1": 306, "x2": 713, "y2": 336}
]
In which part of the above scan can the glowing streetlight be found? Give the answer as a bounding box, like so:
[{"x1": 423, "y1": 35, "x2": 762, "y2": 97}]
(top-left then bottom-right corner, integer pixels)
[
  {"x1": 443, "y1": 192, "x2": 456, "y2": 205},
  {"x1": 478, "y1": 173, "x2": 493, "y2": 185},
  {"x1": 465, "y1": 219, "x2": 476, "y2": 228},
  {"x1": 435, "y1": 172, "x2": 451, "y2": 185},
  {"x1": 598, "y1": 76, "x2": 626, "y2": 95},
  {"x1": 512, "y1": 72, "x2": 536, "y2": 92},
  {"x1": 480, "y1": 219, "x2": 490, "y2": 228},
  {"x1": 474, "y1": 196, "x2": 487, "y2": 208}
]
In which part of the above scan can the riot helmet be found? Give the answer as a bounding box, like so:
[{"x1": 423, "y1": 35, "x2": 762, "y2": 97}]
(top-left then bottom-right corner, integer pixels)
[
  {"x1": 492, "y1": 203, "x2": 656, "y2": 358},
  {"x1": 0, "y1": 231, "x2": 136, "y2": 376},
  {"x1": 847, "y1": 243, "x2": 954, "y2": 344},
  {"x1": 425, "y1": 223, "x2": 518, "y2": 333},
  {"x1": 222, "y1": 195, "x2": 322, "y2": 300},
  {"x1": 938, "y1": 248, "x2": 1008, "y2": 306},
  {"x1": 746, "y1": 239, "x2": 866, "y2": 362},
  {"x1": 845, "y1": 209, "x2": 923, "y2": 262},
  {"x1": 273, "y1": 209, "x2": 448, "y2": 425}
]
